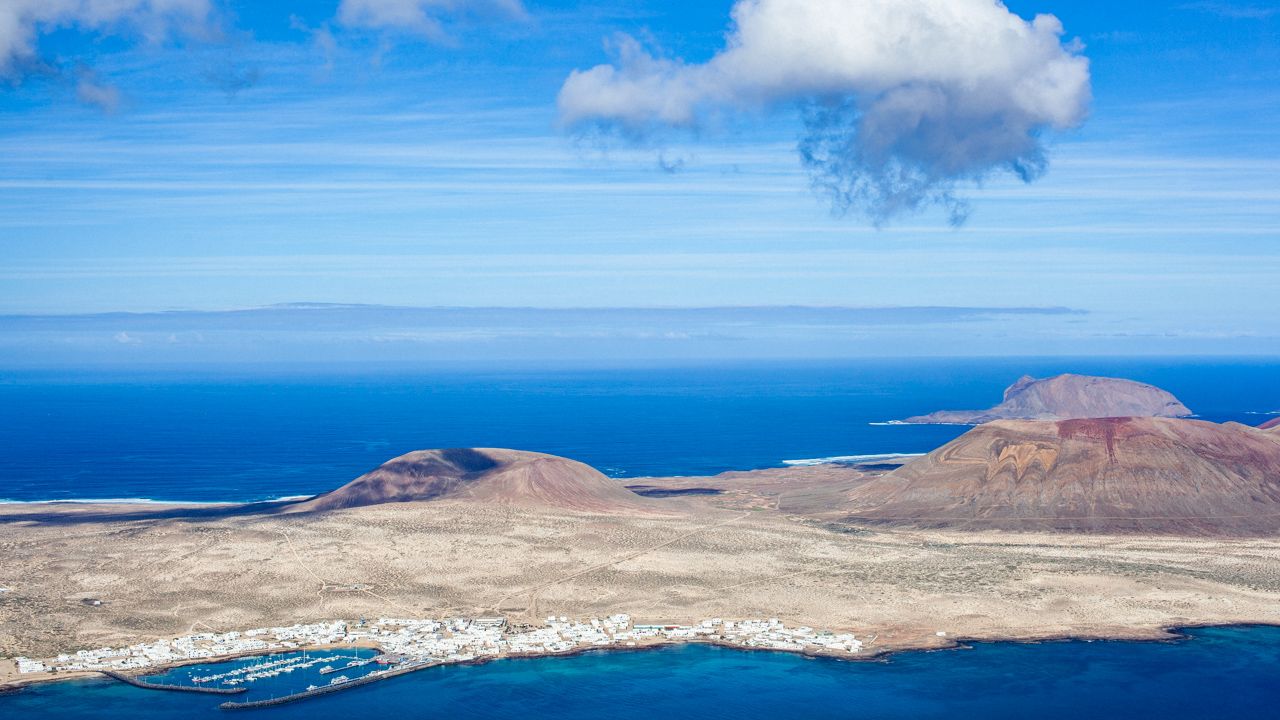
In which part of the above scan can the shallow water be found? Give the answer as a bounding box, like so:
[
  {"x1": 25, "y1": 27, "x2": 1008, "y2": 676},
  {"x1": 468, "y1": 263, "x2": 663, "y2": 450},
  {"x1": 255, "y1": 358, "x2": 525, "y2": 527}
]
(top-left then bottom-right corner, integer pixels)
[{"x1": 5, "y1": 627, "x2": 1279, "y2": 719}]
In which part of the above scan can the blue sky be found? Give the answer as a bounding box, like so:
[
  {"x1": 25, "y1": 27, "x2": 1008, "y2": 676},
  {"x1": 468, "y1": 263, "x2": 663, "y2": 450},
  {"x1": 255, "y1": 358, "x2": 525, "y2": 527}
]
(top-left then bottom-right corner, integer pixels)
[{"x1": 0, "y1": 0, "x2": 1277, "y2": 358}]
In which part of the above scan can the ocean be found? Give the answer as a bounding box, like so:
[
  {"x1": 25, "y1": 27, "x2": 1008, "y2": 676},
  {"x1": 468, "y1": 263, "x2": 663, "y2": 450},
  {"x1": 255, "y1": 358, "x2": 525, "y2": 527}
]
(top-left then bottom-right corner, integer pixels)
[
  {"x1": 4, "y1": 627, "x2": 1279, "y2": 719},
  {"x1": 2, "y1": 357, "x2": 1278, "y2": 503}
]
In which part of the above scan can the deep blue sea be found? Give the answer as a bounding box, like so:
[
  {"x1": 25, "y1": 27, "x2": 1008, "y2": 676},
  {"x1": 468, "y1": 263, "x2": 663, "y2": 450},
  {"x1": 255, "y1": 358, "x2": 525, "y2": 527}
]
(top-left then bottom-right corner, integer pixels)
[
  {"x1": 4, "y1": 627, "x2": 1280, "y2": 719},
  {"x1": 2, "y1": 358, "x2": 1279, "y2": 502}
]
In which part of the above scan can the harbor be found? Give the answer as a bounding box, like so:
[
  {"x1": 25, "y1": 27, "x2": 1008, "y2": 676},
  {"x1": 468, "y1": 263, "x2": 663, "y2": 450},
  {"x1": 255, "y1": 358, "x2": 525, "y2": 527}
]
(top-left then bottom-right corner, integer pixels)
[
  {"x1": 218, "y1": 659, "x2": 438, "y2": 710},
  {"x1": 8, "y1": 614, "x2": 866, "y2": 709}
]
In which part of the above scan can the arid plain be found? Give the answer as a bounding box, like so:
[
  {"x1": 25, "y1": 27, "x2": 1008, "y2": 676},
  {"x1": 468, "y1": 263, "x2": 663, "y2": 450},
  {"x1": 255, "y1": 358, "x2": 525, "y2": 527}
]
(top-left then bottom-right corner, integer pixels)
[{"x1": 3, "y1": 459, "x2": 1279, "y2": 676}]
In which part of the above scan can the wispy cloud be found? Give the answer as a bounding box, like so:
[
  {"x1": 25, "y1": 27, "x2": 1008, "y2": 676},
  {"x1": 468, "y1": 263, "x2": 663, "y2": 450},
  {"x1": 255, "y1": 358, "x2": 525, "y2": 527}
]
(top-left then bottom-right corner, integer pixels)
[
  {"x1": 1181, "y1": 2, "x2": 1279, "y2": 19},
  {"x1": 73, "y1": 69, "x2": 121, "y2": 112},
  {"x1": 336, "y1": 0, "x2": 529, "y2": 43}
]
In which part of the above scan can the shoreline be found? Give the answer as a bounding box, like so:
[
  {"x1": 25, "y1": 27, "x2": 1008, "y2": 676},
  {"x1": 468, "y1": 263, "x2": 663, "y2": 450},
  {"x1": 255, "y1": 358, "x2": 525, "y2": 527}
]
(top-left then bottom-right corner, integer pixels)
[
  {"x1": 0, "y1": 496, "x2": 312, "y2": 507},
  {"x1": 6, "y1": 622, "x2": 1279, "y2": 696}
]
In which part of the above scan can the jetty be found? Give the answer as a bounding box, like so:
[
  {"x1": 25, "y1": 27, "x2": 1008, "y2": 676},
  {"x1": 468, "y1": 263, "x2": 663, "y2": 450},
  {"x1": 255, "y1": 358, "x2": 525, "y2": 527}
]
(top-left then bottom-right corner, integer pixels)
[
  {"x1": 100, "y1": 669, "x2": 247, "y2": 695},
  {"x1": 219, "y1": 660, "x2": 436, "y2": 710}
]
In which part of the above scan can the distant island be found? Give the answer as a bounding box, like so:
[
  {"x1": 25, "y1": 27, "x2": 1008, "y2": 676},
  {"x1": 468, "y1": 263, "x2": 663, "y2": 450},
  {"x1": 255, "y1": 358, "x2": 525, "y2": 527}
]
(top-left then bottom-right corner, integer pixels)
[{"x1": 900, "y1": 373, "x2": 1192, "y2": 424}]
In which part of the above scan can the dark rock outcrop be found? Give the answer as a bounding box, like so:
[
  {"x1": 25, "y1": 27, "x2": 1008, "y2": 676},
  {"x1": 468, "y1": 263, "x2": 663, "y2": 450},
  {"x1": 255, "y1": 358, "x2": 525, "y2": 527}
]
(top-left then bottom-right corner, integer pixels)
[{"x1": 902, "y1": 373, "x2": 1192, "y2": 424}]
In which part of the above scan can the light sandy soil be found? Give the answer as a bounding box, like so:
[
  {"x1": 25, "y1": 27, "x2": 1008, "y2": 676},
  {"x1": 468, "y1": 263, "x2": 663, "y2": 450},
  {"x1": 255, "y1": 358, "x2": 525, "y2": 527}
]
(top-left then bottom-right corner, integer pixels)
[{"x1": 2, "y1": 487, "x2": 1279, "y2": 677}]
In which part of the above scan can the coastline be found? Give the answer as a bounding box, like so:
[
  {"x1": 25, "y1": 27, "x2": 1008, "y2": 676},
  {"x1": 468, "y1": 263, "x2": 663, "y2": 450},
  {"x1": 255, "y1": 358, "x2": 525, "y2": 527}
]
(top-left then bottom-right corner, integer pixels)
[
  {"x1": 7, "y1": 622, "x2": 1280, "y2": 696},
  {"x1": 0, "y1": 496, "x2": 312, "y2": 507}
]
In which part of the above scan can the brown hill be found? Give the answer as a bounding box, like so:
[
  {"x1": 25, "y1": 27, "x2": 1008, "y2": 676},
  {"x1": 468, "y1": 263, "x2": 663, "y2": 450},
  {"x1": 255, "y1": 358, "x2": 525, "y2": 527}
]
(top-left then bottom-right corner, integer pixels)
[
  {"x1": 842, "y1": 417, "x2": 1280, "y2": 535},
  {"x1": 903, "y1": 374, "x2": 1192, "y2": 424},
  {"x1": 1260, "y1": 417, "x2": 1280, "y2": 431},
  {"x1": 285, "y1": 448, "x2": 655, "y2": 514}
]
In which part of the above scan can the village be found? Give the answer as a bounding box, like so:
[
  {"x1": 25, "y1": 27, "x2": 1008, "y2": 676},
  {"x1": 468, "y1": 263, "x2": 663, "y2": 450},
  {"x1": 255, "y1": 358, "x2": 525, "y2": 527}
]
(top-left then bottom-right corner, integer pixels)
[{"x1": 12, "y1": 614, "x2": 865, "y2": 681}]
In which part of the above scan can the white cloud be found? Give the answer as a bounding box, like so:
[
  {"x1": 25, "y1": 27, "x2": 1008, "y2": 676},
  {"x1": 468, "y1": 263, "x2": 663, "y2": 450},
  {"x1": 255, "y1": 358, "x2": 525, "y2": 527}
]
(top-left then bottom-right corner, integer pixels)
[
  {"x1": 0, "y1": 0, "x2": 212, "y2": 77},
  {"x1": 337, "y1": 0, "x2": 528, "y2": 41},
  {"x1": 558, "y1": 0, "x2": 1091, "y2": 224}
]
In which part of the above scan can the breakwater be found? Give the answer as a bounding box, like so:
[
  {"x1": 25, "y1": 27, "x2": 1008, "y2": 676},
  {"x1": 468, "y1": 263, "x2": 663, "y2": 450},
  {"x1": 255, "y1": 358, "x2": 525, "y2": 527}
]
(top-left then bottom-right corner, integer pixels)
[
  {"x1": 100, "y1": 670, "x2": 247, "y2": 695},
  {"x1": 218, "y1": 659, "x2": 436, "y2": 710}
]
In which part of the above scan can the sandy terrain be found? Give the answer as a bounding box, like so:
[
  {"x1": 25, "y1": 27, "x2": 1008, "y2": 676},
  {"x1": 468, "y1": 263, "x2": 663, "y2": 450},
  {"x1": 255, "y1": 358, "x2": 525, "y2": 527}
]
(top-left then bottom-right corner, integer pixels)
[{"x1": 3, "y1": 484, "x2": 1279, "y2": 676}]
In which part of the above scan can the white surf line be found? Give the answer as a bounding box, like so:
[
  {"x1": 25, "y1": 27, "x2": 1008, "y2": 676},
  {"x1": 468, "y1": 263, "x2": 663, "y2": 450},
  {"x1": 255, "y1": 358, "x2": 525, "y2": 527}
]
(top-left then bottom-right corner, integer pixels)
[
  {"x1": 0, "y1": 498, "x2": 234, "y2": 505},
  {"x1": 781, "y1": 453, "x2": 926, "y2": 467},
  {"x1": 0, "y1": 495, "x2": 313, "y2": 505}
]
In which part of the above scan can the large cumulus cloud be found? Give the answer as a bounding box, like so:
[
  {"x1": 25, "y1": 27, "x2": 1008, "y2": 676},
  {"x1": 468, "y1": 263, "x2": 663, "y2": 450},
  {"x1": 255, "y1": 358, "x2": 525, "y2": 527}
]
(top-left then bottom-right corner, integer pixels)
[{"x1": 558, "y1": 0, "x2": 1091, "y2": 224}]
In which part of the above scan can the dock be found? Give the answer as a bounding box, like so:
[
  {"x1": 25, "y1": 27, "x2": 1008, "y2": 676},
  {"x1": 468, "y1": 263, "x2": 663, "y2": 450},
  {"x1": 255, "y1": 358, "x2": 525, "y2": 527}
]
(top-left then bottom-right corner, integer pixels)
[
  {"x1": 219, "y1": 660, "x2": 436, "y2": 710},
  {"x1": 100, "y1": 669, "x2": 247, "y2": 695}
]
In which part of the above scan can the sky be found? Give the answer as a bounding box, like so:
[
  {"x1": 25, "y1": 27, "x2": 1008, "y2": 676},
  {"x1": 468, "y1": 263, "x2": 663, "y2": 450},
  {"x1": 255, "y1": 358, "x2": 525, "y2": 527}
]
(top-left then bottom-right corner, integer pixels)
[{"x1": 0, "y1": 0, "x2": 1277, "y2": 361}]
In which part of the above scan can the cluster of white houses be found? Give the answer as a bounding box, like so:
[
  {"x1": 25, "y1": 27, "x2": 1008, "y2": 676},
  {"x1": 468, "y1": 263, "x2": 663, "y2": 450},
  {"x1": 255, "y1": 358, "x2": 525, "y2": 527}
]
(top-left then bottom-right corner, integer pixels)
[{"x1": 13, "y1": 615, "x2": 863, "y2": 677}]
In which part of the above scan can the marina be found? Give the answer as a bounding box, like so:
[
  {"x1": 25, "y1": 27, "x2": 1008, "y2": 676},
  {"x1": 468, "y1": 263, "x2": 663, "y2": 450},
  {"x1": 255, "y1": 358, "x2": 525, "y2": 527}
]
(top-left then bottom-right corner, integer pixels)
[
  {"x1": 191, "y1": 655, "x2": 359, "y2": 685},
  {"x1": 218, "y1": 660, "x2": 438, "y2": 711}
]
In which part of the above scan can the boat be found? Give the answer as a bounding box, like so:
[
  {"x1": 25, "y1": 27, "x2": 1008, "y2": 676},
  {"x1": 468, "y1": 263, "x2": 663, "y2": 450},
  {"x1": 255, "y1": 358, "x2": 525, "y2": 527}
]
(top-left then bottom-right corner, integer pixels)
[
  {"x1": 345, "y1": 659, "x2": 370, "y2": 668},
  {"x1": 328, "y1": 675, "x2": 350, "y2": 685},
  {"x1": 318, "y1": 665, "x2": 338, "y2": 674}
]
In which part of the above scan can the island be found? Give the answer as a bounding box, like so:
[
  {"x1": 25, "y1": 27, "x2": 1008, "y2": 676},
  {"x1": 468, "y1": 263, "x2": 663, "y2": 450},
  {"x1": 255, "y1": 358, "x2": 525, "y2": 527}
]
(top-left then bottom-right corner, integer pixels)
[
  {"x1": 3, "y1": 396, "x2": 1279, "y2": 700},
  {"x1": 899, "y1": 373, "x2": 1194, "y2": 424}
]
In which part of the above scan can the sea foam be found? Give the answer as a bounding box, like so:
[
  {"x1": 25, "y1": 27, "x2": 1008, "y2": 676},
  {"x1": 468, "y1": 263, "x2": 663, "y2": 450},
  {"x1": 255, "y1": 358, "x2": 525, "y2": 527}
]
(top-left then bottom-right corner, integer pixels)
[
  {"x1": 781, "y1": 453, "x2": 925, "y2": 467},
  {"x1": 0, "y1": 495, "x2": 312, "y2": 506}
]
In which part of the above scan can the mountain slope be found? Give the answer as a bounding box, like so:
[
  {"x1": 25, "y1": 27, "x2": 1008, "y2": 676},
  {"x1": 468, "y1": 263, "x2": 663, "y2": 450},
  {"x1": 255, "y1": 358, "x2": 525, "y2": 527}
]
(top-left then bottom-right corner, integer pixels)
[
  {"x1": 285, "y1": 448, "x2": 655, "y2": 514},
  {"x1": 842, "y1": 417, "x2": 1280, "y2": 535}
]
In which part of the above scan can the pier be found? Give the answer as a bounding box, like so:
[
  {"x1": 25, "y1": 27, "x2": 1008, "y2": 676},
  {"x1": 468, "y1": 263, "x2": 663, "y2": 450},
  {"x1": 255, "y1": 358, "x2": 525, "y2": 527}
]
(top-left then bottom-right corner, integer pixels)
[
  {"x1": 219, "y1": 660, "x2": 436, "y2": 710},
  {"x1": 100, "y1": 669, "x2": 247, "y2": 695}
]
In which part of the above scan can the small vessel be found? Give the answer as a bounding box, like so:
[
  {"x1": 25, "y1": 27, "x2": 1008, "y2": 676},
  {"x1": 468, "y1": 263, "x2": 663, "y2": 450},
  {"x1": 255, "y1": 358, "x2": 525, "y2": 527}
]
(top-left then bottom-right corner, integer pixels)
[
  {"x1": 318, "y1": 665, "x2": 338, "y2": 674},
  {"x1": 345, "y1": 659, "x2": 370, "y2": 668},
  {"x1": 329, "y1": 675, "x2": 350, "y2": 686}
]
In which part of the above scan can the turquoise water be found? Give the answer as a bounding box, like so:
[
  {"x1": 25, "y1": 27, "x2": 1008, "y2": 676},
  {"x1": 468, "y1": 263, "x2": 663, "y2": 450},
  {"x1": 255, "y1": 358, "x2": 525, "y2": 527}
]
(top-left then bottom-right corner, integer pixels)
[
  {"x1": 2, "y1": 358, "x2": 1278, "y2": 502},
  {"x1": 5, "y1": 627, "x2": 1279, "y2": 718}
]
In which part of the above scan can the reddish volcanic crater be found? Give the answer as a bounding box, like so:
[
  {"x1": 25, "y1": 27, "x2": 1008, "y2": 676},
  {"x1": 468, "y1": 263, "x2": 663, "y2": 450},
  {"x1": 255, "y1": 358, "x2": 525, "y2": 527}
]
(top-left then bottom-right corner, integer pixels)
[{"x1": 841, "y1": 416, "x2": 1280, "y2": 535}]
